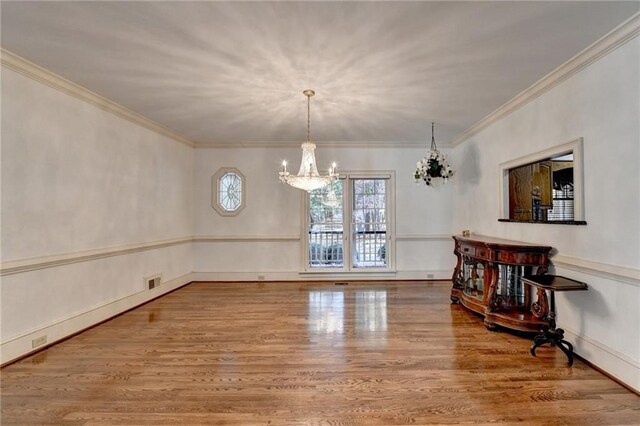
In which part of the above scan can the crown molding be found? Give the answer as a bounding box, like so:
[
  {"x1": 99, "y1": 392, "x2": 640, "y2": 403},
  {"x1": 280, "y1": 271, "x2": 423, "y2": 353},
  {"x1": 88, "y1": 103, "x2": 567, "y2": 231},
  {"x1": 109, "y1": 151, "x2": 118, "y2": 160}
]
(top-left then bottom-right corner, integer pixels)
[
  {"x1": 0, "y1": 49, "x2": 197, "y2": 148},
  {"x1": 6, "y1": 7, "x2": 637, "y2": 153},
  {"x1": 195, "y1": 140, "x2": 430, "y2": 149},
  {"x1": 450, "y1": 12, "x2": 640, "y2": 147}
]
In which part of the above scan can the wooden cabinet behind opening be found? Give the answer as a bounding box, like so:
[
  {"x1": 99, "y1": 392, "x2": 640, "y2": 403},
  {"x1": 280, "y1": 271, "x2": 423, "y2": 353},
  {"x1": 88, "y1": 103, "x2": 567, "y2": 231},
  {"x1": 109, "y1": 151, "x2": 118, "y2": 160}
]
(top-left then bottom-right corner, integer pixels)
[
  {"x1": 509, "y1": 164, "x2": 532, "y2": 221},
  {"x1": 508, "y1": 161, "x2": 553, "y2": 221}
]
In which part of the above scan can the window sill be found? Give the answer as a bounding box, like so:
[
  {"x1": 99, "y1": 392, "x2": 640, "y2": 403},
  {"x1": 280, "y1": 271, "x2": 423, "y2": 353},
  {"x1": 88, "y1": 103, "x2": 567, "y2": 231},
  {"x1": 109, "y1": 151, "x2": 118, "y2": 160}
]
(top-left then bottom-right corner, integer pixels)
[
  {"x1": 498, "y1": 219, "x2": 587, "y2": 225},
  {"x1": 299, "y1": 269, "x2": 397, "y2": 276}
]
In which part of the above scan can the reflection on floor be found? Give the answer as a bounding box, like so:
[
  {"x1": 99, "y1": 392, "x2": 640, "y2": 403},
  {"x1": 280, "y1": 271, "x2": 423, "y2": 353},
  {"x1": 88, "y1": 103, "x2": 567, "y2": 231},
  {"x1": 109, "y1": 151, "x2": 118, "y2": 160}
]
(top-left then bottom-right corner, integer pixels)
[
  {"x1": 308, "y1": 291, "x2": 345, "y2": 335},
  {"x1": 309, "y1": 289, "x2": 388, "y2": 349}
]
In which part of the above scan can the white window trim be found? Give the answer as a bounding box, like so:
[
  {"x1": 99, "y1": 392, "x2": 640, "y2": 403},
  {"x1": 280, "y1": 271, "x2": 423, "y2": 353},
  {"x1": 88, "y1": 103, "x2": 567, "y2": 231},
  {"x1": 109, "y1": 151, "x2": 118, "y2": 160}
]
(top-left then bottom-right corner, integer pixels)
[
  {"x1": 212, "y1": 167, "x2": 246, "y2": 217},
  {"x1": 498, "y1": 137, "x2": 584, "y2": 221},
  {"x1": 300, "y1": 170, "x2": 396, "y2": 274}
]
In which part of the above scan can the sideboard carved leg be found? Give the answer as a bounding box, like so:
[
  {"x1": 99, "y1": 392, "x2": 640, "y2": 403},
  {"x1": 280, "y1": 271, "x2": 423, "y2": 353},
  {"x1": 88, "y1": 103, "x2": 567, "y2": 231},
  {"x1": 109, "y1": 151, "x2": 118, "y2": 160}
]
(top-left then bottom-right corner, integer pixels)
[
  {"x1": 450, "y1": 251, "x2": 464, "y2": 304},
  {"x1": 452, "y1": 251, "x2": 462, "y2": 285},
  {"x1": 532, "y1": 288, "x2": 549, "y2": 319},
  {"x1": 485, "y1": 262, "x2": 498, "y2": 312}
]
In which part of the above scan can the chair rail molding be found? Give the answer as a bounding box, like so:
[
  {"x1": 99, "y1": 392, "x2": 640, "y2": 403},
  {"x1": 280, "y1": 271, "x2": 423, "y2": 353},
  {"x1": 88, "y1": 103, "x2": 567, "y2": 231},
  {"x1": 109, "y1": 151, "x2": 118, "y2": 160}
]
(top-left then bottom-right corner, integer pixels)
[
  {"x1": 0, "y1": 235, "x2": 303, "y2": 276},
  {"x1": 551, "y1": 254, "x2": 640, "y2": 287},
  {"x1": 396, "y1": 234, "x2": 451, "y2": 241},
  {"x1": 0, "y1": 237, "x2": 194, "y2": 276},
  {"x1": 193, "y1": 235, "x2": 301, "y2": 242}
]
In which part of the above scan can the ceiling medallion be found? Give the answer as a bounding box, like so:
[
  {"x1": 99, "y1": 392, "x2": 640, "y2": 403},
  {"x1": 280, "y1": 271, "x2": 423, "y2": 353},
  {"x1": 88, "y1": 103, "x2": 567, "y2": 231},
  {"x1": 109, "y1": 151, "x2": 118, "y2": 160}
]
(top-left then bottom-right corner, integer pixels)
[{"x1": 279, "y1": 90, "x2": 338, "y2": 192}]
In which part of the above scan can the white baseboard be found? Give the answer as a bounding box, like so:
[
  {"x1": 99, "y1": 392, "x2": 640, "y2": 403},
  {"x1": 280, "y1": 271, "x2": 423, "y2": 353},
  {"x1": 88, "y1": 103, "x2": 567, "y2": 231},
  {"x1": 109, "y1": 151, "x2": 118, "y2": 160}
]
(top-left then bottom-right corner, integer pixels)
[
  {"x1": 562, "y1": 327, "x2": 640, "y2": 393},
  {"x1": 192, "y1": 271, "x2": 298, "y2": 282},
  {"x1": 191, "y1": 270, "x2": 451, "y2": 282},
  {"x1": 1, "y1": 272, "x2": 194, "y2": 365},
  {"x1": 396, "y1": 270, "x2": 452, "y2": 280}
]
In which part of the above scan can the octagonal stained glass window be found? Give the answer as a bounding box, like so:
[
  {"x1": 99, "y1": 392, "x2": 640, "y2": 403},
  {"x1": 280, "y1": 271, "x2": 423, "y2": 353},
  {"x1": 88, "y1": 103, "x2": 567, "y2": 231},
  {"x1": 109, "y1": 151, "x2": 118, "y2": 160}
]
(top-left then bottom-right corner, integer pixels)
[
  {"x1": 212, "y1": 168, "x2": 245, "y2": 216},
  {"x1": 219, "y1": 172, "x2": 242, "y2": 211}
]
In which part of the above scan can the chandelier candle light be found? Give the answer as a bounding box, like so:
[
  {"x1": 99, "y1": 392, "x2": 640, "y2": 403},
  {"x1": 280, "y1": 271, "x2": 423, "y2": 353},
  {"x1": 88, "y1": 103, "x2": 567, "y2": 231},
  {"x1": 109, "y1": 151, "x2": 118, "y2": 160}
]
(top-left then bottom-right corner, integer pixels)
[
  {"x1": 415, "y1": 122, "x2": 454, "y2": 186},
  {"x1": 279, "y1": 90, "x2": 338, "y2": 192}
]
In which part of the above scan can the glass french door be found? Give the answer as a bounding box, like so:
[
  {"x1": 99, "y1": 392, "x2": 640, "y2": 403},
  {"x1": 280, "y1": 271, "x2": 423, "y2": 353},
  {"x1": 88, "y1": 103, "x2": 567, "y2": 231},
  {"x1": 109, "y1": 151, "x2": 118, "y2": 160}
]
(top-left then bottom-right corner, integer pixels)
[
  {"x1": 351, "y1": 179, "x2": 387, "y2": 268},
  {"x1": 307, "y1": 177, "x2": 389, "y2": 271},
  {"x1": 307, "y1": 179, "x2": 345, "y2": 268}
]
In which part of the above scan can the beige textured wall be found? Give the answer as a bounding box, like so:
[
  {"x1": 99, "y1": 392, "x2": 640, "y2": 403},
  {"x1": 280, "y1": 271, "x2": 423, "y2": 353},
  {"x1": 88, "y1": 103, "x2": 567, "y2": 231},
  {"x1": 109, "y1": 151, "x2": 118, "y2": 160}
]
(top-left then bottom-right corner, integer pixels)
[
  {"x1": 1, "y1": 68, "x2": 194, "y2": 359},
  {"x1": 450, "y1": 37, "x2": 640, "y2": 391},
  {"x1": 192, "y1": 146, "x2": 456, "y2": 277}
]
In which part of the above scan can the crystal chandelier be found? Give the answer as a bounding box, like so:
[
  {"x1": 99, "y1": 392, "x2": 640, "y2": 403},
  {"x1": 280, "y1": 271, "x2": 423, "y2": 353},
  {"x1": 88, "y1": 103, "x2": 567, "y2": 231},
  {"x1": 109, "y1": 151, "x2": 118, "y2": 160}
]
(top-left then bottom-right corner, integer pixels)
[
  {"x1": 415, "y1": 122, "x2": 454, "y2": 186},
  {"x1": 279, "y1": 90, "x2": 338, "y2": 192}
]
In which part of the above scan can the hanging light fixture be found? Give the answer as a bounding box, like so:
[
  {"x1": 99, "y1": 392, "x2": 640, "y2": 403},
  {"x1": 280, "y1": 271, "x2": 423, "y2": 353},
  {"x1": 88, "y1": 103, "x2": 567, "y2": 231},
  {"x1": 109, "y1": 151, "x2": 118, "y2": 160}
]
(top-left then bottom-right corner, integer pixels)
[
  {"x1": 415, "y1": 122, "x2": 454, "y2": 186},
  {"x1": 279, "y1": 90, "x2": 338, "y2": 192}
]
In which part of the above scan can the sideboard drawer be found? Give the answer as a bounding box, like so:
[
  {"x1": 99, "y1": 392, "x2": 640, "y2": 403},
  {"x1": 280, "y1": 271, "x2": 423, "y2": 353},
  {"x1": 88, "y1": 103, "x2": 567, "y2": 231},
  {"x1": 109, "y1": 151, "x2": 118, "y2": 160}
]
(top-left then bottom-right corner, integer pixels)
[
  {"x1": 459, "y1": 243, "x2": 475, "y2": 256},
  {"x1": 475, "y1": 247, "x2": 490, "y2": 260},
  {"x1": 459, "y1": 244, "x2": 491, "y2": 260},
  {"x1": 496, "y1": 250, "x2": 546, "y2": 265}
]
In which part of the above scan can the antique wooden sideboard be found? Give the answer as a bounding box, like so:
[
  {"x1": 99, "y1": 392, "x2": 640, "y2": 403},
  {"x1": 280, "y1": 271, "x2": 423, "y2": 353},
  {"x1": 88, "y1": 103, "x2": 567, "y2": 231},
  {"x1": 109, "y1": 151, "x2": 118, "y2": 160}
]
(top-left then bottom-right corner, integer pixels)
[{"x1": 451, "y1": 234, "x2": 553, "y2": 333}]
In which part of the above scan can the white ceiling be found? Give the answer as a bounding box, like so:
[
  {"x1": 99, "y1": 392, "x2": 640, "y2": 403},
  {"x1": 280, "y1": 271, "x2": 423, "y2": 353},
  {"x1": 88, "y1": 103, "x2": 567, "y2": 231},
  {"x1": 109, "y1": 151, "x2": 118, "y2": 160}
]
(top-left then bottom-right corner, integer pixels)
[{"x1": 1, "y1": 1, "x2": 638, "y2": 145}]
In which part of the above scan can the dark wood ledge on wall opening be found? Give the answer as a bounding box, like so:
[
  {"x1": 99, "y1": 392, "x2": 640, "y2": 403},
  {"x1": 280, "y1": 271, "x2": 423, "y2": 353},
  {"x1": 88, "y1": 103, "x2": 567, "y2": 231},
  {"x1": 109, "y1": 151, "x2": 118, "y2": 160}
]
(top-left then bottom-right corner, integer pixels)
[{"x1": 498, "y1": 219, "x2": 587, "y2": 225}]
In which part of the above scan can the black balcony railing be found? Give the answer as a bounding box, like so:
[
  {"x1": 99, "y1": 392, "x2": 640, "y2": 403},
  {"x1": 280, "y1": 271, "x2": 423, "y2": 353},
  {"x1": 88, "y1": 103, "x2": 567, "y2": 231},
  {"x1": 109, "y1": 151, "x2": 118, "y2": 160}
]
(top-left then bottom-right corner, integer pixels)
[{"x1": 308, "y1": 230, "x2": 386, "y2": 267}]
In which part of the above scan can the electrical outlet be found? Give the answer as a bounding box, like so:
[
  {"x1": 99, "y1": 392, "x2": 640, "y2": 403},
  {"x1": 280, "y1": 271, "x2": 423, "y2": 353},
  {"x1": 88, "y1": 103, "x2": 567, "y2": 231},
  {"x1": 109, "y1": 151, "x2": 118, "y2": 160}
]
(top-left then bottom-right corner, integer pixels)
[
  {"x1": 145, "y1": 274, "x2": 162, "y2": 290},
  {"x1": 32, "y1": 335, "x2": 47, "y2": 348},
  {"x1": 427, "y1": 274, "x2": 434, "y2": 279},
  {"x1": 258, "y1": 275, "x2": 265, "y2": 281}
]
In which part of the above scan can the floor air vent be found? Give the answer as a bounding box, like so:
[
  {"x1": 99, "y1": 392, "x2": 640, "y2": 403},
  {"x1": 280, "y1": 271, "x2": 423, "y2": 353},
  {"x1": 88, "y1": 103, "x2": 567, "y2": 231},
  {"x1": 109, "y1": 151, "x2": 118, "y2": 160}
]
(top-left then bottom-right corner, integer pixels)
[{"x1": 334, "y1": 282, "x2": 349, "y2": 286}]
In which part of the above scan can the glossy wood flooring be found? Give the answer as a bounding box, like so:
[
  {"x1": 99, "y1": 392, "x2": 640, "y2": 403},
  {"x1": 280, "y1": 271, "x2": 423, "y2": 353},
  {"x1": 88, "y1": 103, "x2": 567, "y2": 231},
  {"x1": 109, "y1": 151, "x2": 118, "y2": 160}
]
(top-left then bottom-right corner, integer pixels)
[{"x1": 2, "y1": 281, "x2": 639, "y2": 425}]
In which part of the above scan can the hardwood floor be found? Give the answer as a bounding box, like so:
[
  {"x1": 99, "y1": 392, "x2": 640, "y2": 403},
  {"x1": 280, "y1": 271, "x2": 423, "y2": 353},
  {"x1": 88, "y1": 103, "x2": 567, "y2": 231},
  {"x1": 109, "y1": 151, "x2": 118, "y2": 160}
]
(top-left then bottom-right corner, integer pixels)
[{"x1": 2, "y1": 281, "x2": 639, "y2": 425}]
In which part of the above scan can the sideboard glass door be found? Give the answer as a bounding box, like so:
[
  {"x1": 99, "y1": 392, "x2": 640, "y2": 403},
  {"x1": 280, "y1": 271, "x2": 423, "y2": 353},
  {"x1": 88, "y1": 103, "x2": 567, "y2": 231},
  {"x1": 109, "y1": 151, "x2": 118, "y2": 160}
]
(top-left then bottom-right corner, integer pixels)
[
  {"x1": 496, "y1": 265, "x2": 532, "y2": 310},
  {"x1": 463, "y1": 257, "x2": 484, "y2": 300}
]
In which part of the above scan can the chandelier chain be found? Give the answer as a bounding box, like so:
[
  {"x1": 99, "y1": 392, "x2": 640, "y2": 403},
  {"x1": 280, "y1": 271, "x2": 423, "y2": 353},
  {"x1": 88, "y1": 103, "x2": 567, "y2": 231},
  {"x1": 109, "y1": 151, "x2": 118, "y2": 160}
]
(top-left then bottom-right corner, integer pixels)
[
  {"x1": 307, "y1": 95, "x2": 311, "y2": 142},
  {"x1": 431, "y1": 121, "x2": 437, "y2": 151}
]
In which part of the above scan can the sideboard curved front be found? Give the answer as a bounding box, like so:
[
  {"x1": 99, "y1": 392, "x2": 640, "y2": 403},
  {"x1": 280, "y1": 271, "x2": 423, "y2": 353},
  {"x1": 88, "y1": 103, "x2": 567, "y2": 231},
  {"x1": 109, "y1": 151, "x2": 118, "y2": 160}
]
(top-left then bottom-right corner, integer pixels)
[{"x1": 451, "y1": 235, "x2": 553, "y2": 333}]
